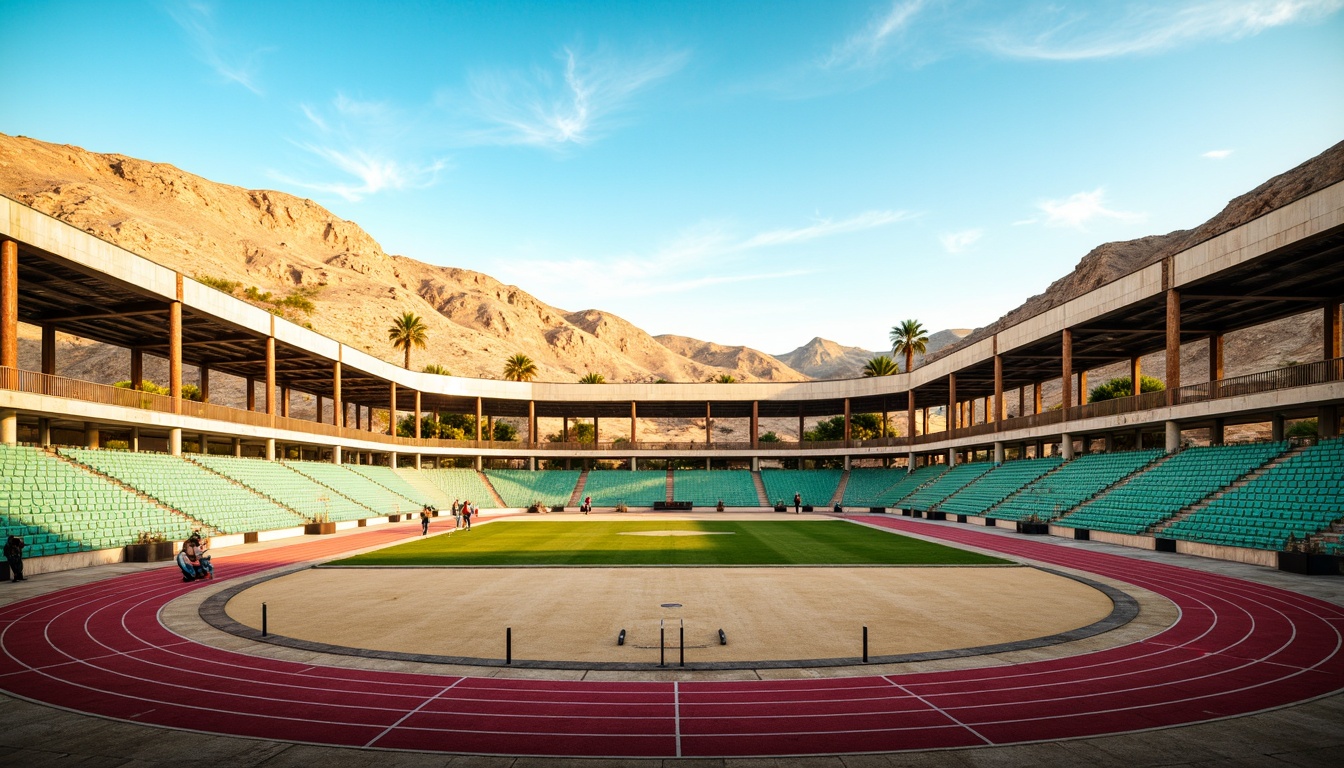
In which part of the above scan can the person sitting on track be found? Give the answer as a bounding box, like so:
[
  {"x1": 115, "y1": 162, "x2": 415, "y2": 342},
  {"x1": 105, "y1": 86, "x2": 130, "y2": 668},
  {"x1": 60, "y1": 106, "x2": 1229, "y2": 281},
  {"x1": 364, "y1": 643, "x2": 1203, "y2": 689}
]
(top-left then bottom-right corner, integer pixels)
[{"x1": 176, "y1": 537, "x2": 209, "y2": 581}]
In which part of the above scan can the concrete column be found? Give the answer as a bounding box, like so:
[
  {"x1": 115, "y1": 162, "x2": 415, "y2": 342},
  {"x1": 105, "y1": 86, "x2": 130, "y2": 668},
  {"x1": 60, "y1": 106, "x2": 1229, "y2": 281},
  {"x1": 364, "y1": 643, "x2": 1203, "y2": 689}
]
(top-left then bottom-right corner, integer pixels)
[
  {"x1": 40, "y1": 324, "x2": 56, "y2": 375},
  {"x1": 333, "y1": 360, "x2": 343, "y2": 428},
  {"x1": 330, "y1": 444, "x2": 341, "y2": 463},
  {"x1": 131, "y1": 427, "x2": 140, "y2": 452},
  {"x1": 993, "y1": 441, "x2": 1004, "y2": 464},
  {"x1": 0, "y1": 239, "x2": 17, "y2": 372},
  {"x1": 169, "y1": 299, "x2": 182, "y2": 414},
  {"x1": 628, "y1": 457, "x2": 636, "y2": 472},
  {"x1": 131, "y1": 349, "x2": 144, "y2": 391},
  {"x1": 232, "y1": 437, "x2": 241, "y2": 457},
  {"x1": 907, "y1": 390, "x2": 916, "y2": 438},
  {"x1": 1326, "y1": 301, "x2": 1342, "y2": 360},
  {"x1": 751, "y1": 456, "x2": 760, "y2": 472},
  {"x1": 168, "y1": 428, "x2": 181, "y2": 456},
  {"x1": 1132, "y1": 428, "x2": 1143, "y2": 451},
  {"x1": 414, "y1": 454, "x2": 422, "y2": 470},
  {"x1": 474, "y1": 455, "x2": 483, "y2": 471},
  {"x1": 265, "y1": 337, "x2": 276, "y2": 419},
  {"x1": 265, "y1": 438, "x2": 276, "y2": 461},
  {"x1": 1061, "y1": 433, "x2": 1074, "y2": 460},
  {"x1": 946, "y1": 447, "x2": 957, "y2": 467},
  {"x1": 843, "y1": 455, "x2": 852, "y2": 471},
  {"x1": 1319, "y1": 405, "x2": 1340, "y2": 439},
  {"x1": 1166, "y1": 288, "x2": 1181, "y2": 405},
  {"x1": 843, "y1": 398, "x2": 851, "y2": 445},
  {"x1": 0, "y1": 410, "x2": 16, "y2": 446},
  {"x1": 750, "y1": 400, "x2": 758, "y2": 448},
  {"x1": 705, "y1": 457, "x2": 712, "y2": 471},
  {"x1": 388, "y1": 382, "x2": 397, "y2": 436},
  {"x1": 199, "y1": 433, "x2": 208, "y2": 455},
  {"x1": 84, "y1": 422, "x2": 100, "y2": 449},
  {"x1": 390, "y1": 451, "x2": 399, "y2": 468},
  {"x1": 1210, "y1": 418, "x2": 1225, "y2": 445},
  {"x1": 1164, "y1": 421, "x2": 1181, "y2": 453},
  {"x1": 947, "y1": 373, "x2": 957, "y2": 435},
  {"x1": 1101, "y1": 434, "x2": 1113, "y2": 452},
  {"x1": 38, "y1": 418, "x2": 50, "y2": 446},
  {"x1": 475, "y1": 397, "x2": 483, "y2": 441},
  {"x1": 414, "y1": 390, "x2": 422, "y2": 439},
  {"x1": 1061, "y1": 329, "x2": 1073, "y2": 412}
]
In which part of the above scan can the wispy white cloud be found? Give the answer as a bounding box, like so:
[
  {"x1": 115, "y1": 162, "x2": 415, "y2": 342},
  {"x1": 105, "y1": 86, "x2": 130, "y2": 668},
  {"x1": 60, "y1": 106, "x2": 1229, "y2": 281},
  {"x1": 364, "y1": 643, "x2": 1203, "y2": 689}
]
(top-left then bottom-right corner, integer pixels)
[
  {"x1": 1202, "y1": 148, "x2": 1234, "y2": 159},
  {"x1": 984, "y1": 0, "x2": 1343, "y2": 60},
  {"x1": 1035, "y1": 188, "x2": 1145, "y2": 230},
  {"x1": 273, "y1": 94, "x2": 449, "y2": 202},
  {"x1": 822, "y1": 0, "x2": 927, "y2": 70},
  {"x1": 463, "y1": 46, "x2": 689, "y2": 148},
  {"x1": 167, "y1": 2, "x2": 269, "y2": 94},
  {"x1": 939, "y1": 228, "x2": 983, "y2": 253},
  {"x1": 498, "y1": 209, "x2": 912, "y2": 300}
]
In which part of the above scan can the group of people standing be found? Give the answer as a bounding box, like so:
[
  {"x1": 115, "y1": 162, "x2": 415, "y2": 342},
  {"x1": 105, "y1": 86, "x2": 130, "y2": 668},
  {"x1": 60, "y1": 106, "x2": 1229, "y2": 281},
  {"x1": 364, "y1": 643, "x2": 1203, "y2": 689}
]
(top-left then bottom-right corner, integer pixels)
[{"x1": 450, "y1": 499, "x2": 476, "y2": 530}]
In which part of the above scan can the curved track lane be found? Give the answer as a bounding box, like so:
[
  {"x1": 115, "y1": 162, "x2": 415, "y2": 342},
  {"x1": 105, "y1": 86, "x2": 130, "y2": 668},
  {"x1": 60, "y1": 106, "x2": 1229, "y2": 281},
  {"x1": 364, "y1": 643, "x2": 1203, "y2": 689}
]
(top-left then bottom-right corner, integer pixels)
[{"x1": 1, "y1": 517, "x2": 1341, "y2": 758}]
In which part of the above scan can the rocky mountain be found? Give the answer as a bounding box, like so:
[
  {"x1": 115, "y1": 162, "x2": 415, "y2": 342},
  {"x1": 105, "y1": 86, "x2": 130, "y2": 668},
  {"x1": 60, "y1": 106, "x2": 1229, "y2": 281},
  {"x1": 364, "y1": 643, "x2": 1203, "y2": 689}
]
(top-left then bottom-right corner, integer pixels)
[
  {"x1": 0, "y1": 133, "x2": 807, "y2": 385},
  {"x1": 653, "y1": 335, "x2": 809, "y2": 381},
  {"x1": 775, "y1": 330, "x2": 971, "y2": 379}
]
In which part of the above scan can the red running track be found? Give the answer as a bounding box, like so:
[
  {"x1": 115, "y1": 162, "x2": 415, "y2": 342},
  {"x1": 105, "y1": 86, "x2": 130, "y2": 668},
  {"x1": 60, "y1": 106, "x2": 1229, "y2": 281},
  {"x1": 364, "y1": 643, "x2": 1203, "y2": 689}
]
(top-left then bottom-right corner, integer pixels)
[{"x1": 1, "y1": 516, "x2": 1342, "y2": 758}]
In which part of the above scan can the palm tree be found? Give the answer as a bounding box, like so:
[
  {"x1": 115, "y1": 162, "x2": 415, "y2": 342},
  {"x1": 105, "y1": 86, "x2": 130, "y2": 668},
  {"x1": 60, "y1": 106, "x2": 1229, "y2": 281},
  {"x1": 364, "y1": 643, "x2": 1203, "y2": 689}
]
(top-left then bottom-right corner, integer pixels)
[
  {"x1": 422, "y1": 363, "x2": 451, "y2": 375},
  {"x1": 387, "y1": 312, "x2": 429, "y2": 369},
  {"x1": 713, "y1": 374, "x2": 736, "y2": 384},
  {"x1": 578, "y1": 372, "x2": 605, "y2": 384},
  {"x1": 502, "y1": 353, "x2": 538, "y2": 382},
  {"x1": 863, "y1": 355, "x2": 900, "y2": 377},
  {"x1": 890, "y1": 319, "x2": 929, "y2": 373}
]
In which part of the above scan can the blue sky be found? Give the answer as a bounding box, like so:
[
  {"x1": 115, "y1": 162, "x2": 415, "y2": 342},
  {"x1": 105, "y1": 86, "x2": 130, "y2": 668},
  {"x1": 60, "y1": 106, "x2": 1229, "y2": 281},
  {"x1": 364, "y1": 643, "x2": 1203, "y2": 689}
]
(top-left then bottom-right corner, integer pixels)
[{"x1": 3, "y1": 1, "x2": 1342, "y2": 354}]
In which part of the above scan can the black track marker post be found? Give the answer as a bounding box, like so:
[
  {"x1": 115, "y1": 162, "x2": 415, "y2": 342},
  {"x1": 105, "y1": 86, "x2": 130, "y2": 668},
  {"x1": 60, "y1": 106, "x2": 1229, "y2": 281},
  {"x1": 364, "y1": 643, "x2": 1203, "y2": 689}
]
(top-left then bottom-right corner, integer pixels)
[
  {"x1": 506, "y1": 627, "x2": 512, "y2": 665},
  {"x1": 659, "y1": 620, "x2": 666, "y2": 667},
  {"x1": 862, "y1": 625, "x2": 869, "y2": 663},
  {"x1": 261, "y1": 603, "x2": 267, "y2": 637},
  {"x1": 679, "y1": 621, "x2": 685, "y2": 668}
]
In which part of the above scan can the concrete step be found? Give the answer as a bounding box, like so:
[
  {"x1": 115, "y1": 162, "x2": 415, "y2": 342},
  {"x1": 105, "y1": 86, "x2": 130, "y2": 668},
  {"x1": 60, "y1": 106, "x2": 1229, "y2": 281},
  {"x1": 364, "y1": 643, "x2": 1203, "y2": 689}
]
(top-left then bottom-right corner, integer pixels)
[
  {"x1": 568, "y1": 470, "x2": 589, "y2": 507},
  {"x1": 477, "y1": 471, "x2": 507, "y2": 509},
  {"x1": 751, "y1": 470, "x2": 769, "y2": 507}
]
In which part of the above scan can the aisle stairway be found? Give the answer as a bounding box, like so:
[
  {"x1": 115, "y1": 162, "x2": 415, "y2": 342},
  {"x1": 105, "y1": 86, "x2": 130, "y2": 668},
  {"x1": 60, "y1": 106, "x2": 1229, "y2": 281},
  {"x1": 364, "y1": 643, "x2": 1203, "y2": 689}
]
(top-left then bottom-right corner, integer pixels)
[
  {"x1": 1151, "y1": 444, "x2": 1307, "y2": 536},
  {"x1": 751, "y1": 471, "x2": 769, "y2": 506},
  {"x1": 479, "y1": 471, "x2": 507, "y2": 508},
  {"x1": 829, "y1": 471, "x2": 850, "y2": 507},
  {"x1": 666, "y1": 469, "x2": 675, "y2": 503},
  {"x1": 568, "y1": 470, "x2": 589, "y2": 507}
]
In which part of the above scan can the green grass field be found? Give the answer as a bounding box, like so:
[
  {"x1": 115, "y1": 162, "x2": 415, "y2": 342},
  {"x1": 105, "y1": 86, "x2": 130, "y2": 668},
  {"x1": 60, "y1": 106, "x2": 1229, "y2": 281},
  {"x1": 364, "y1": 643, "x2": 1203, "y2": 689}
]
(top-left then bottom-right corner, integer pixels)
[{"x1": 330, "y1": 520, "x2": 1009, "y2": 566}]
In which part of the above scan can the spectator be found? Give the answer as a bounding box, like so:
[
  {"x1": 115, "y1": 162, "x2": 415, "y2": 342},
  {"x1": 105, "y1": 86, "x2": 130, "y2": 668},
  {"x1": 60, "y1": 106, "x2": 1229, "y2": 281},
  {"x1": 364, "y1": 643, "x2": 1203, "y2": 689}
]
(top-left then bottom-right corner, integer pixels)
[{"x1": 4, "y1": 534, "x2": 25, "y2": 582}]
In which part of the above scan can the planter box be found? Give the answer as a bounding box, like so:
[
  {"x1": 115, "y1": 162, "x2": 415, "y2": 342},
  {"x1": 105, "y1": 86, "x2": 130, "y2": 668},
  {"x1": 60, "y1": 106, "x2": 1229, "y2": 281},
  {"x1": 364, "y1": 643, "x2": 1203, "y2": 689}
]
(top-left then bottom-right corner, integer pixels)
[
  {"x1": 984, "y1": 517, "x2": 996, "y2": 527},
  {"x1": 927, "y1": 511, "x2": 946, "y2": 521},
  {"x1": 1278, "y1": 551, "x2": 1342, "y2": 576},
  {"x1": 1016, "y1": 521, "x2": 1049, "y2": 535},
  {"x1": 304, "y1": 522, "x2": 337, "y2": 535},
  {"x1": 124, "y1": 541, "x2": 176, "y2": 562},
  {"x1": 901, "y1": 509, "x2": 912, "y2": 517},
  {"x1": 869, "y1": 507, "x2": 887, "y2": 514},
  {"x1": 654, "y1": 501, "x2": 692, "y2": 511},
  {"x1": 1074, "y1": 528, "x2": 1090, "y2": 541},
  {"x1": 773, "y1": 505, "x2": 787, "y2": 512},
  {"x1": 1156, "y1": 538, "x2": 1177, "y2": 553},
  {"x1": 550, "y1": 505, "x2": 565, "y2": 513},
  {"x1": 956, "y1": 514, "x2": 968, "y2": 524},
  {"x1": 802, "y1": 505, "x2": 815, "y2": 512}
]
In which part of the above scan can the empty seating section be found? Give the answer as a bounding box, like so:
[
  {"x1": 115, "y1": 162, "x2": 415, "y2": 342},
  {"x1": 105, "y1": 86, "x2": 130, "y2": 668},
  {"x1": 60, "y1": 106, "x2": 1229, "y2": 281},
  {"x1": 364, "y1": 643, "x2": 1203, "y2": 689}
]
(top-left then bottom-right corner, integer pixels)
[
  {"x1": 191, "y1": 455, "x2": 371, "y2": 523},
  {"x1": 392, "y1": 468, "x2": 457, "y2": 509},
  {"x1": 991, "y1": 450, "x2": 1162, "y2": 522},
  {"x1": 488, "y1": 470, "x2": 580, "y2": 508},
  {"x1": 581, "y1": 471, "x2": 667, "y2": 507},
  {"x1": 1163, "y1": 438, "x2": 1344, "y2": 550},
  {"x1": 424, "y1": 469, "x2": 501, "y2": 508},
  {"x1": 1058, "y1": 442, "x2": 1288, "y2": 534},
  {"x1": 61, "y1": 448, "x2": 303, "y2": 534},
  {"x1": 672, "y1": 470, "x2": 758, "y2": 507},
  {"x1": 935, "y1": 457, "x2": 1064, "y2": 517},
  {"x1": 285, "y1": 461, "x2": 416, "y2": 516},
  {"x1": 485, "y1": 470, "x2": 580, "y2": 508},
  {"x1": 0, "y1": 445, "x2": 193, "y2": 556},
  {"x1": 761, "y1": 469, "x2": 842, "y2": 507},
  {"x1": 898, "y1": 462, "x2": 995, "y2": 511},
  {"x1": 843, "y1": 465, "x2": 946, "y2": 507},
  {"x1": 346, "y1": 465, "x2": 439, "y2": 509}
]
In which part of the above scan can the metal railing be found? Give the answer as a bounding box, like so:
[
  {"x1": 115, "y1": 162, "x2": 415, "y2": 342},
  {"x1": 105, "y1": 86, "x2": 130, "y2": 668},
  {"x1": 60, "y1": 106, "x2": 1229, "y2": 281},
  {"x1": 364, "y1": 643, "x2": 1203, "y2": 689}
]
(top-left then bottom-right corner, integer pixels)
[{"x1": 2, "y1": 357, "x2": 1340, "y2": 452}]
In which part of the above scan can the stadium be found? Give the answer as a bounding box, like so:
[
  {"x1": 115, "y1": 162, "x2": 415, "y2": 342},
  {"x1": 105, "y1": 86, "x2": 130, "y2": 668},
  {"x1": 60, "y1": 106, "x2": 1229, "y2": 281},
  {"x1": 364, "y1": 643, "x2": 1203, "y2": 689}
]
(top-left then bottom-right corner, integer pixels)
[{"x1": 0, "y1": 162, "x2": 1342, "y2": 765}]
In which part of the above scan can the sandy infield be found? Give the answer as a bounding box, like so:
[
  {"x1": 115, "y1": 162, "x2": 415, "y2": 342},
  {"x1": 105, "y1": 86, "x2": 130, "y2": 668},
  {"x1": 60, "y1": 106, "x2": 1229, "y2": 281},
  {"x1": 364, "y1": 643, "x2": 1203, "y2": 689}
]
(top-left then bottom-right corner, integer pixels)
[{"x1": 225, "y1": 564, "x2": 1114, "y2": 665}]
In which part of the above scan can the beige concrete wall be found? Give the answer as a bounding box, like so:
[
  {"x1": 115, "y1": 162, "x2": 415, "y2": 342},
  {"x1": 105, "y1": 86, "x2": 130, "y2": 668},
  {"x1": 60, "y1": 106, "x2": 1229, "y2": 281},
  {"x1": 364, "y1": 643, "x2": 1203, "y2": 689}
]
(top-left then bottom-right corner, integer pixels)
[
  {"x1": 1176, "y1": 540, "x2": 1277, "y2": 567},
  {"x1": 1088, "y1": 530, "x2": 1156, "y2": 550}
]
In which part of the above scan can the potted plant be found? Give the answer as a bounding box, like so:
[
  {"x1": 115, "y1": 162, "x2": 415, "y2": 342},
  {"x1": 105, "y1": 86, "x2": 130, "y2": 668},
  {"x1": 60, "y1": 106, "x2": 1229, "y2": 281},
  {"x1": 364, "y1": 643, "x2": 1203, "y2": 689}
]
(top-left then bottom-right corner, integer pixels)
[
  {"x1": 1278, "y1": 535, "x2": 1341, "y2": 575},
  {"x1": 1017, "y1": 513, "x2": 1049, "y2": 535},
  {"x1": 304, "y1": 511, "x2": 336, "y2": 535},
  {"x1": 615, "y1": 502, "x2": 628, "y2": 513},
  {"x1": 125, "y1": 531, "x2": 176, "y2": 562},
  {"x1": 716, "y1": 499, "x2": 725, "y2": 512},
  {"x1": 773, "y1": 499, "x2": 787, "y2": 512}
]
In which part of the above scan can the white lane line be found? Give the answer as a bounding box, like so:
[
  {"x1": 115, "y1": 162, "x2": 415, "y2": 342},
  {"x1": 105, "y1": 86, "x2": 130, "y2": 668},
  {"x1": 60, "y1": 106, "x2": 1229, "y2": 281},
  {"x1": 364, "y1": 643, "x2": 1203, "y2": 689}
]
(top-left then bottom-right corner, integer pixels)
[
  {"x1": 364, "y1": 677, "x2": 464, "y2": 748},
  {"x1": 883, "y1": 675, "x2": 992, "y2": 746}
]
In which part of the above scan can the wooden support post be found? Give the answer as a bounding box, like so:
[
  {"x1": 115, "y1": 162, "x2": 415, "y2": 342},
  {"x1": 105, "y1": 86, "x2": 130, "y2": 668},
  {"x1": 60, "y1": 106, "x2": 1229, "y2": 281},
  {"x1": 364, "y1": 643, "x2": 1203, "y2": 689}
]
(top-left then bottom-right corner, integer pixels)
[
  {"x1": 631, "y1": 401, "x2": 638, "y2": 444},
  {"x1": 414, "y1": 390, "x2": 422, "y2": 439},
  {"x1": 947, "y1": 374, "x2": 957, "y2": 436},
  {"x1": 1131, "y1": 356, "x2": 1142, "y2": 397},
  {"x1": 40, "y1": 325, "x2": 56, "y2": 375},
  {"x1": 389, "y1": 382, "x2": 397, "y2": 436},
  {"x1": 199, "y1": 364, "x2": 210, "y2": 403},
  {"x1": 0, "y1": 240, "x2": 16, "y2": 371},
  {"x1": 333, "y1": 360, "x2": 343, "y2": 428},
  {"x1": 907, "y1": 390, "x2": 916, "y2": 438},
  {"x1": 1061, "y1": 328, "x2": 1072, "y2": 412},
  {"x1": 1166, "y1": 287, "x2": 1181, "y2": 405},
  {"x1": 843, "y1": 398, "x2": 851, "y2": 445},
  {"x1": 265, "y1": 336, "x2": 276, "y2": 422},
  {"x1": 750, "y1": 400, "x2": 758, "y2": 448},
  {"x1": 475, "y1": 397, "x2": 483, "y2": 441}
]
